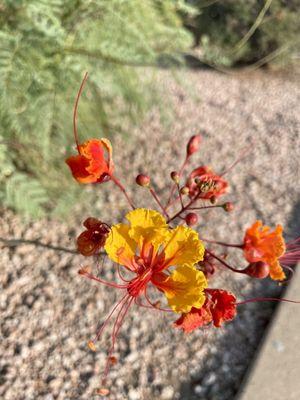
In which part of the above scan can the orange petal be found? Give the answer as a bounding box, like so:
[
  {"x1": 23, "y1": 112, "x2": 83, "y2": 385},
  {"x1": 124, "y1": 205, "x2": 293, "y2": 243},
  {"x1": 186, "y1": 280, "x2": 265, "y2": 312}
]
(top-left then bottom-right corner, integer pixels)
[{"x1": 65, "y1": 154, "x2": 97, "y2": 183}]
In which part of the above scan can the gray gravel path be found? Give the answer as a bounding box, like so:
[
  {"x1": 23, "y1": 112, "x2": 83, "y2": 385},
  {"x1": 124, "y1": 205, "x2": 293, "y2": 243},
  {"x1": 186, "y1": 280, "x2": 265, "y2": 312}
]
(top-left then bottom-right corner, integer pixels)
[{"x1": 1, "y1": 69, "x2": 300, "y2": 400}]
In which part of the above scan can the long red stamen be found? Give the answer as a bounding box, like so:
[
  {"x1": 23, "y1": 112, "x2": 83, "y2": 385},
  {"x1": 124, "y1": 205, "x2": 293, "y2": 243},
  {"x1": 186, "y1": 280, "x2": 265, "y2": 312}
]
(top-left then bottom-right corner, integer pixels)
[
  {"x1": 220, "y1": 143, "x2": 253, "y2": 177},
  {"x1": 92, "y1": 294, "x2": 128, "y2": 344},
  {"x1": 73, "y1": 72, "x2": 89, "y2": 152},
  {"x1": 144, "y1": 288, "x2": 172, "y2": 313},
  {"x1": 116, "y1": 265, "x2": 132, "y2": 283},
  {"x1": 78, "y1": 268, "x2": 128, "y2": 289},
  {"x1": 101, "y1": 296, "x2": 133, "y2": 384}
]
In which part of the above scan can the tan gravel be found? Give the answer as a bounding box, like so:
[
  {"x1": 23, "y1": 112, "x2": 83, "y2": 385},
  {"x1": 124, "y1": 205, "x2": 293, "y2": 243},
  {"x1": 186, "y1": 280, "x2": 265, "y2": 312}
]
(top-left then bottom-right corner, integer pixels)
[{"x1": 1, "y1": 68, "x2": 300, "y2": 400}]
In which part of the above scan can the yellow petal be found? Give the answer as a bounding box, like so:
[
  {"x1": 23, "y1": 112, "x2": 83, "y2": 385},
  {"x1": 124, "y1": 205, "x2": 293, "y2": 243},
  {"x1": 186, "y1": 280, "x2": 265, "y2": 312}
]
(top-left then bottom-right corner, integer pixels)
[
  {"x1": 269, "y1": 259, "x2": 286, "y2": 281},
  {"x1": 104, "y1": 223, "x2": 136, "y2": 268},
  {"x1": 126, "y1": 208, "x2": 168, "y2": 249},
  {"x1": 163, "y1": 226, "x2": 205, "y2": 268},
  {"x1": 160, "y1": 265, "x2": 207, "y2": 313}
]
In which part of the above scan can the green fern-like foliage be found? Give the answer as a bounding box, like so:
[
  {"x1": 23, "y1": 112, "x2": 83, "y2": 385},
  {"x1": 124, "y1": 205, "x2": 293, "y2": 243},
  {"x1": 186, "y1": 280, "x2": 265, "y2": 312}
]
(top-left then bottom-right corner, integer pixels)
[{"x1": 0, "y1": 0, "x2": 193, "y2": 218}]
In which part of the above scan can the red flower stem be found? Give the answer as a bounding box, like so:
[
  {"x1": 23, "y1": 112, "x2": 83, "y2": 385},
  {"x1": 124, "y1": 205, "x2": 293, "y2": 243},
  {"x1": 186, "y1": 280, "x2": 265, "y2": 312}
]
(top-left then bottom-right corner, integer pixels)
[
  {"x1": 165, "y1": 195, "x2": 181, "y2": 211},
  {"x1": 165, "y1": 156, "x2": 189, "y2": 208},
  {"x1": 73, "y1": 72, "x2": 89, "y2": 152},
  {"x1": 78, "y1": 269, "x2": 128, "y2": 289},
  {"x1": 236, "y1": 297, "x2": 300, "y2": 306},
  {"x1": 206, "y1": 249, "x2": 245, "y2": 274},
  {"x1": 176, "y1": 183, "x2": 184, "y2": 209},
  {"x1": 149, "y1": 187, "x2": 170, "y2": 219},
  {"x1": 201, "y1": 238, "x2": 243, "y2": 249},
  {"x1": 189, "y1": 205, "x2": 224, "y2": 211},
  {"x1": 110, "y1": 175, "x2": 135, "y2": 210},
  {"x1": 167, "y1": 191, "x2": 200, "y2": 223}
]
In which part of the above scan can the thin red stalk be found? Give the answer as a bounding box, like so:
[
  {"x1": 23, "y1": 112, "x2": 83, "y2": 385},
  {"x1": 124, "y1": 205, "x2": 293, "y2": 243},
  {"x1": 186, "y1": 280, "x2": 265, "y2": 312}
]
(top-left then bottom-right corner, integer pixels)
[
  {"x1": 167, "y1": 191, "x2": 200, "y2": 223},
  {"x1": 73, "y1": 72, "x2": 89, "y2": 152},
  {"x1": 165, "y1": 195, "x2": 180, "y2": 211},
  {"x1": 189, "y1": 205, "x2": 223, "y2": 211},
  {"x1": 206, "y1": 249, "x2": 245, "y2": 274},
  {"x1": 176, "y1": 183, "x2": 184, "y2": 209},
  {"x1": 201, "y1": 238, "x2": 243, "y2": 249},
  {"x1": 78, "y1": 269, "x2": 128, "y2": 289},
  {"x1": 237, "y1": 297, "x2": 300, "y2": 306},
  {"x1": 149, "y1": 187, "x2": 170, "y2": 219},
  {"x1": 110, "y1": 175, "x2": 135, "y2": 210},
  {"x1": 165, "y1": 156, "x2": 189, "y2": 208}
]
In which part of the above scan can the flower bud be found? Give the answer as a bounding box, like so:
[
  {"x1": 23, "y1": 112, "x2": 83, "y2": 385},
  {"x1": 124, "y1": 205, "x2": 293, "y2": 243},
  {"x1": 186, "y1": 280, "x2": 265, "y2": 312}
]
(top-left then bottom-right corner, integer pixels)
[
  {"x1": 136, "y1": 174, "x2": 150, "y2": 187},
  {"x1": 223, "y1": 202, "x2": 234, "y2": 212},
  {"x1": 185, "y1": 212, "x2": 198, "y2": 226},
  {"x1": 243, "y1": 261, "x2": 270, "y2": 279},
  {"x1": 187, "y1": 134, "x2": 201, "y2": 157},
  {"x1": 180, "y1": 186, "x2": 190, "y2": 195},
  {"x1": 170, "y1": 171, "x2": 180, "y2": 183}
]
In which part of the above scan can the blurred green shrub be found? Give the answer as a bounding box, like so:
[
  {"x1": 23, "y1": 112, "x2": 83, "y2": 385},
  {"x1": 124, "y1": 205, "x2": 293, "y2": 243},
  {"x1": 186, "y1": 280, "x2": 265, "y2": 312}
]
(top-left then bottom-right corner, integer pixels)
[
  {"x1": 0, "y1": 0, "x2": 193, "y2": 218},
  {"x1": 184, "y1": 0, "x2": 300, "y2": 67}
]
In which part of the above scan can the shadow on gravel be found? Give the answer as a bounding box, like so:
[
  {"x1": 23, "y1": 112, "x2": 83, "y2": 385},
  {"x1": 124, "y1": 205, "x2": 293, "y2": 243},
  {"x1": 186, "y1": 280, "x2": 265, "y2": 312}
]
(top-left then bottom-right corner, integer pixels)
[{"x1": 178, "y1": 199, "x2": 300, "y2": 400}]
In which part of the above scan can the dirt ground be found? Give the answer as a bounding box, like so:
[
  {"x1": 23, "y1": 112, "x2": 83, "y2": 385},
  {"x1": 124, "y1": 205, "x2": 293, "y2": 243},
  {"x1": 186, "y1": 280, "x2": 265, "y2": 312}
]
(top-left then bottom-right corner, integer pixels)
[{"x1": 1, "y1": 68, "x2": 300, "y2": 400}]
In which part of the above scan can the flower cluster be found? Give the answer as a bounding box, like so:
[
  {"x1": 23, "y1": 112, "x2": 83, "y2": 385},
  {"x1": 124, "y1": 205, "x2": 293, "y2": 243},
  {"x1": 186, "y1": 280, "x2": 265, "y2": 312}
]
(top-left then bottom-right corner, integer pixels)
[{"x1": 66, "y1": 74, "x2": 300, "y2": 394}]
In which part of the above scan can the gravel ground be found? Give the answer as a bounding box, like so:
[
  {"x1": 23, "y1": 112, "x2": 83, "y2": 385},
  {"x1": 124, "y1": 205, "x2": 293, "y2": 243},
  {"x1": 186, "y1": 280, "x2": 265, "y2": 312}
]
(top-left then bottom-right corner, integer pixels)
[{"x1": 1, "y1": 68, "x2": 300, "y2": 400}]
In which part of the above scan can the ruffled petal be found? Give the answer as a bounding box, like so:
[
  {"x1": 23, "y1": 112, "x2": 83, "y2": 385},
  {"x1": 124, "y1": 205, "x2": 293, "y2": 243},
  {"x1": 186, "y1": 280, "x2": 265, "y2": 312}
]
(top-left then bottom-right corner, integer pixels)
[
  {"x1": 65, "y1": 154, "x2": 97, "y2": 183},
  {"x1": 163, "y1": 226, "x2": 205, "y2": 268},
  {"x1": 126, "y1": 208, "x2": 168, "y2": 250},
  {"x1": 269, "y1": 259, "x2": 286, "y2": 281},
  {"x1": 174, "y1": 306, "x2": 212, "y2": 333},
  {"x1": 104, "y1": 223, "x2": 137, "y2": 269},
  {"x1": 153, "y1": 265, "x2": 207, "y2": 313}
]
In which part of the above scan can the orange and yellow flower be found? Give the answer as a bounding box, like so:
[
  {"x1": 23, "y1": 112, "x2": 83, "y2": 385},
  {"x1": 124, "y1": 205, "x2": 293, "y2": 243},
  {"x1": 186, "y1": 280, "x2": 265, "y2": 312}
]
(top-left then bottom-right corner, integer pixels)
[
  {"x1": 243, "y1": 220, "x2": 286, "y2": 281},
  {"x1": 65, "y1": 138, "x2": 114, "y2": 184},
  {"x1": 104, "y1": 208, "x2": 206, "y2": 313}
]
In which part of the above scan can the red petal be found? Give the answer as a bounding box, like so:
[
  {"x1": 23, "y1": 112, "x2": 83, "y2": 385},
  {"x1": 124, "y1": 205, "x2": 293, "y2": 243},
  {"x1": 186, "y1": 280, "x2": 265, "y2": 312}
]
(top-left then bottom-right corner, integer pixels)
[{"x1": 174, "y1": 306, "x2": 212, "y2": 333}]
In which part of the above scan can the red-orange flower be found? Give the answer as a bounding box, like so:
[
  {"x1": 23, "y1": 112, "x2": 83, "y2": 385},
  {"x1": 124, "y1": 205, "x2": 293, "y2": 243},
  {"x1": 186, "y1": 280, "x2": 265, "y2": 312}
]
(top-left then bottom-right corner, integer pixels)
[
  {"x1": 77, "y1": 217, "x2": 110, "y2": 256},
  {"x1": 243, "y1": 221, "x2": 286, "y2": 281},
  {"x1": 174, "y1": 289, "x2": 236, "y2": 333},
  {"x1": 186, "y1": 166, "x2": 228, "y2": 200},
  {"x1": 66, "y1": 138, "x2": 114, "y2": 184}
]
